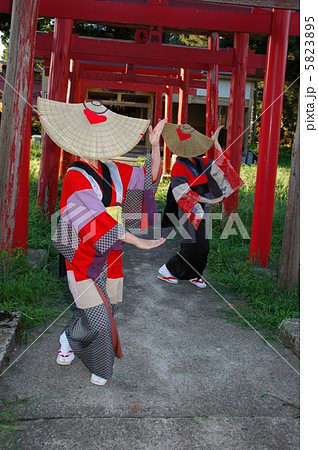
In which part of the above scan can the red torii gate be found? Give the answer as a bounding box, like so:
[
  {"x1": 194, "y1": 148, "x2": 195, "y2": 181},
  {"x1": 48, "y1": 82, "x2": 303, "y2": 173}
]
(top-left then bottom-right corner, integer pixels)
[
  {"x1": 0, "y1": 0, "x2": 300, "y2": 269},
  {"x1": 35, "y1": 31, "x2": 267, "y2": 71},
  {"x1": 0, "y1": 0, "x2": 300, "y2": 34},
  {"x1": 34, "y1": 29, "x2": 266, "y2": 208}
]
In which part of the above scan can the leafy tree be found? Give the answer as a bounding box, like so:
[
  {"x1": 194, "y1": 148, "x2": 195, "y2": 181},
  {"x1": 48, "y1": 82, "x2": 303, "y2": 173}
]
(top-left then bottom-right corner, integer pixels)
[
  {"x1": 0, "y1": 14, "x2": 54, "y2": 60},
  {"x1": 222, "y1": 33, "x2": 299, "y2": 146},
  {"x1": 37, "y1": 17, "x2": 54, "y2": 32},
  {"x1": 281, "y1": 36, "x2": 299, "y2": 145},
  {"x1": 255, "y1": 36, "x2": 299, "y2": 145},
  {"x1": 73, "y1": 22, "x2": 135, "y2": 40},
  {"x1": 169, "y1": 33, "x2": 208, "y2": 47},
  {"x1": 0, "y1": 13, "x2": 10, "y2": 60}
]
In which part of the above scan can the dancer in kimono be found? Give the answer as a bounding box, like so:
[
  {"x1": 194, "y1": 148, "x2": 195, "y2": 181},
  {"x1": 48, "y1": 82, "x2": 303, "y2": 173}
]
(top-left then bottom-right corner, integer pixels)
[
  {"x1": 158, "y1": 123, "x2": 244, "y2": 288},
  {"x1": 38, "y1": 98, "x2": 166, "y2": 385}
]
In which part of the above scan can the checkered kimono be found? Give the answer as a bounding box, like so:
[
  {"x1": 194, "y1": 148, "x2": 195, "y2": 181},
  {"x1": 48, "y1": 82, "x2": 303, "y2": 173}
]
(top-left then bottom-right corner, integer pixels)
[
  {"x1": 53, "y1": 157, "x2": 159, "y2": 379},
  {"x1": 162, "y1": 155, "x2": 243, "y2": 281},
  {"x1": 169, "y1": 155, "x2": 244, "y2": 235}
]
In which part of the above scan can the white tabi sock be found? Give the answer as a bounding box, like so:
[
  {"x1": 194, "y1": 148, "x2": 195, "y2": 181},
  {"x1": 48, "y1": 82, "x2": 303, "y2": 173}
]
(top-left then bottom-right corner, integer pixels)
[
  {"x1": 91, "y1": 373, "x2": 108, "y2": 386},
  {"x1": 159, "y1": 264, "x2": 174, "y2": 277},
  {"x1": 59, "y1": 331, "x2": 72, "y2": 354}
]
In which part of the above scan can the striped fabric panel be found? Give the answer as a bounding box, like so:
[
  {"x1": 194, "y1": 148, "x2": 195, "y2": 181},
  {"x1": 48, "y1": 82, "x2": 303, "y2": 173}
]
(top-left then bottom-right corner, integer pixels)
[
  {"x1": 104, "y1": 161, "x2": 124, "y2": 203},
  {"x1": 171, "y1": 178, "x2": 191, "y2": 203},
  {"x1": 62, "y1": 189, "x2": 106, "y2": 233},
  {"x1": 209, "y1": 162, "x2": 234, "y2": 197}
]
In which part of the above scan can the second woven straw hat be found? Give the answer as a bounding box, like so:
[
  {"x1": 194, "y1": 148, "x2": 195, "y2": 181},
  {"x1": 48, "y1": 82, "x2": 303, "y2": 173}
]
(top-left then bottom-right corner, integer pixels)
[
  {"x1": 162, "y1": 123, "x2": 214, "y2": 158},
  {"x1": 37, "y1": 98, "x2": 150, "y2": 160}
]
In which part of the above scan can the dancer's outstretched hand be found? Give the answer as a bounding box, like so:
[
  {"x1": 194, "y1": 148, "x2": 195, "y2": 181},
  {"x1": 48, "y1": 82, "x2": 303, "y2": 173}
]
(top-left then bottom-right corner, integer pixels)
[
  {"x1": 205, "y1": 195, "x2": 225, "y2": 205},
  {"x1": 134, "y1": 237, "x2": 166, "y2": 250},
  {"x1": 199, "y1": 195, "x2": 225, "y2": 205},
  {"x1": 212, "y1": 125, "x2": 225, "y2": 154},
  {"x1": 211, "y1": 125, "x2": 224, "y2": 142},
  {"x1": 148, "y1": 118, "x2": 167, "y2": 147},
  {"x1": 120, "y1": 232, "x2": 165, "y2": 249}
]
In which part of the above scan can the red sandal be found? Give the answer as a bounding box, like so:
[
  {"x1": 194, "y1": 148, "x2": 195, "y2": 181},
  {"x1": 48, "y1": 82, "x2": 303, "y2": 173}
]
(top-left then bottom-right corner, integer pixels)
[
  {"x1": 189, "y1": 278, "x2": 207, "y2": 288},
  {"x1": 157, "y1": 274, "x2": 179, "y2": 284},
  {"x1": 158, "y1": 264, "x2": 179, "y2": 284},
  {"x1": 56, "y1": 349, "x2": 75, "y2": 366}
]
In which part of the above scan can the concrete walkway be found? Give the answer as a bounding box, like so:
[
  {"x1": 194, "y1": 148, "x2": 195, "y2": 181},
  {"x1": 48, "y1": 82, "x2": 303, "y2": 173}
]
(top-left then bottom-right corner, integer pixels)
[{"x1": 0, "y1": 236, "x2": 300, "y2": 449}]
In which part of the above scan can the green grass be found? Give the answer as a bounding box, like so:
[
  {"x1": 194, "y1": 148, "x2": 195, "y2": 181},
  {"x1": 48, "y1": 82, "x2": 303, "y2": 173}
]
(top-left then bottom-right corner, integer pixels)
[
  {"x1": 211, "y1": 149, "x2": 299, "y2": 336},
  {"x1": 0, "y1": 144, "x2": 71, "y2": 342},
  {"x1": 156, "y1": 146, "x2": 299, "y2": 337},
  {"x1": 155, "y1": 175, "x2": 170, "y2": 212},
  {"x1": 0, "y1": 396, "x2": 30, "y2": 449}
]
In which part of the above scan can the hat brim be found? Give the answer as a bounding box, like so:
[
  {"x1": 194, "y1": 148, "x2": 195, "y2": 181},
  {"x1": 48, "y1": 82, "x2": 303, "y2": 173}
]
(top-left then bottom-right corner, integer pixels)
[
  {"x1": 162, "y1": 123, "x2": 213, "y2": 158},
  {"x1": 37, "y1": 98, "x2": 150, "y2": 160}
]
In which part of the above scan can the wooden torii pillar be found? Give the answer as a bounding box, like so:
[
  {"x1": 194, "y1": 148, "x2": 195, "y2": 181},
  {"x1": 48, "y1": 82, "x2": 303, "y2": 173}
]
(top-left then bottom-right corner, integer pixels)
[
  {"x1": 37, "y1": 18, "x2": 74, "y2": 216},
  {"x1": 249, "y1": 9, "x2": 291, "y2": 267},
  {"x1": 163, "y1": 84, "x2": 173, "y2": 174},
  {"x1": 0, "y1": 0, "x2": 40, "y2": 254},
  {"x1": 223, "y1": 32, "x2": 249, "y2": 215},
  {"x1": 278, "y1": 103, "x2": 299, "y2": 290},
  {"x1": 206, "y1": 33, "x2": 219, "y2": 159}
]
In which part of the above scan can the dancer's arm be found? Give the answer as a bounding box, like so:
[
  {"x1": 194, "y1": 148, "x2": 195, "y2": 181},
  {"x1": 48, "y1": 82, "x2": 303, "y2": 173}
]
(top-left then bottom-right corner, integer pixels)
[
  {"x1": 120, "y1": 231, "x2": 165, "y2": 249},
  {"x1": 148, "y1": 118, "x2": 167, "y2": 182}
]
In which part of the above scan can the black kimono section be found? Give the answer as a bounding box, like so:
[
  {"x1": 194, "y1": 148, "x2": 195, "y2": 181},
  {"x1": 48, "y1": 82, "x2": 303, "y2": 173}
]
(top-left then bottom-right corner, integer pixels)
[{"x1": 162, "y1": 157, "x2": 223, "y2": 280}]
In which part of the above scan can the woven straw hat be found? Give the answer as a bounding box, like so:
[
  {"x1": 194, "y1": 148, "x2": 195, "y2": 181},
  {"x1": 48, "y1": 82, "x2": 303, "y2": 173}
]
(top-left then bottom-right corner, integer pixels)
[
  {"x1": 37, "y1": 98, "x2": 150, "y2": 160},
  {"x1": 162, "y1": 123, "x2": 213, "y2": 158}
]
